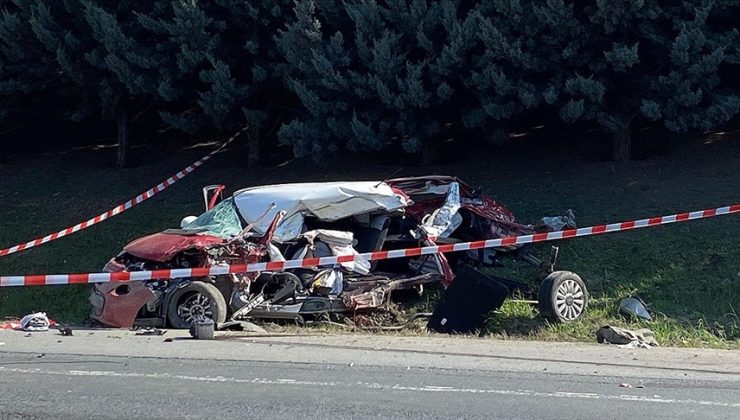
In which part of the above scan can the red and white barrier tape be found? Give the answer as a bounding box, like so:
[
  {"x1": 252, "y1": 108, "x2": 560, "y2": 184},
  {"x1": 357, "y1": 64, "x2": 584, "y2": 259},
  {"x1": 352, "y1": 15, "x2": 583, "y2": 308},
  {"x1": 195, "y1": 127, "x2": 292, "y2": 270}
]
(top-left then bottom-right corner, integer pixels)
[
  {"x1": 1, "y1": 203, "x2": 738, "y2": 287},
  {"x1": 0, "y1": 128, "x2": 247, "y2": 257}
]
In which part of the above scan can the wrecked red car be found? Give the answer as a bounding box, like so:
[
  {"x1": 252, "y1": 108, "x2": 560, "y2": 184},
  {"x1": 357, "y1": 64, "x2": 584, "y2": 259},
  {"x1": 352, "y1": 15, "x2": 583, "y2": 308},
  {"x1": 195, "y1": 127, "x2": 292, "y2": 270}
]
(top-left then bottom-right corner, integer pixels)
[{"x1": 91, "y1": 176, "x2": 587, "y2": 331}]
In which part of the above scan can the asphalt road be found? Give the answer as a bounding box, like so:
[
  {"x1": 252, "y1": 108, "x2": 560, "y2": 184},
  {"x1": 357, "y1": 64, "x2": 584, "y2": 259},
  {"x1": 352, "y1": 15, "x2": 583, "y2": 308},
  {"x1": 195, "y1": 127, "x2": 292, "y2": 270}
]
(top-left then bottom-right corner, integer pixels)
[{"x1": 1, "y1": 331, "x2": 738, "y2": 419}]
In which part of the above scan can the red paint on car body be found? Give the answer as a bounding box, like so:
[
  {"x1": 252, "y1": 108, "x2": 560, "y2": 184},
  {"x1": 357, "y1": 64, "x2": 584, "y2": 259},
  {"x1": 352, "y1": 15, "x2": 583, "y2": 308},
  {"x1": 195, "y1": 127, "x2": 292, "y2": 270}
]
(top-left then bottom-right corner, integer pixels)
[{"x1": 124, "y1": 232, "x2": 224, "y2": 262}]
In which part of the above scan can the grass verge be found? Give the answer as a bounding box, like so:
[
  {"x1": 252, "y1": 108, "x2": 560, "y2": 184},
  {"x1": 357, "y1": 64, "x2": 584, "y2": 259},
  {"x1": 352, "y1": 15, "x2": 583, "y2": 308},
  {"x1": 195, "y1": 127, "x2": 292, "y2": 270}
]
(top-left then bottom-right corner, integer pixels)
[{"x1": 1, "y1": 130, "x2": 739, "y2": 348}]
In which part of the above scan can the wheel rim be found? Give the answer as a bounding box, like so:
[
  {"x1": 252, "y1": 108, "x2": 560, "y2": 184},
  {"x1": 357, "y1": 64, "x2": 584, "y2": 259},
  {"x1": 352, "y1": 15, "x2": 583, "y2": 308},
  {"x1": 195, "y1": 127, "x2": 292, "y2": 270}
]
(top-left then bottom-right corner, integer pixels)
[
  {"x1": 555, "y1": 279, "x2": 585, "y2": 320},
  {"x1": 177, "y1": 292, "x2": 214, "y2": 324}
]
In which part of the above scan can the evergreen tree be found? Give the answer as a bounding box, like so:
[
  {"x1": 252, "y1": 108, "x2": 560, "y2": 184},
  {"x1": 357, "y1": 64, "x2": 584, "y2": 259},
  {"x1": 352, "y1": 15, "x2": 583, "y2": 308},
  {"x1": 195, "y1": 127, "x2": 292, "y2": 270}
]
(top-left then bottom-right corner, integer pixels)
[
  {"x1": 80, "y1": 0, "x2": 163, "y2": 167},
  {"x1": 640, "y1": 1, "x2": 740, "y2": 135},
  {"x1": 2, "y1": 0, "x2": 738, "y2": 164},
  {"x1": 549, "y1": 0, "x2": 740, "y2": 161},
  {"x1": 276, "y1": 0, "x2": 481, "y2": 162},
  {"x1": 1, "y1": 1, "x2": 296, "y2": 167},
  {"x1": 1, "y1": 0, "x2": 163, "y2": 167},
  {"x1": 0, "y1": 1, "x2": 70, "y2": 131},
  {"x1": 137, "y1": 0, "x2": 294, "y2": 166},
  {"x1": 463, "y1": 0, "x2": 577, "y2": 145}
]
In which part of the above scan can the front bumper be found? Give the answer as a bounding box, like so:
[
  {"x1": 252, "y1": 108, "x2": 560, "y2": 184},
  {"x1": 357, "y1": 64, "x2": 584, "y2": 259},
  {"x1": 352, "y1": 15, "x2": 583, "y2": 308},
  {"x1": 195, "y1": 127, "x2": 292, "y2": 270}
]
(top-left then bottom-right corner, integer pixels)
[{"x1": 89, "y1": 258, "x2": 155, "y2": 328}]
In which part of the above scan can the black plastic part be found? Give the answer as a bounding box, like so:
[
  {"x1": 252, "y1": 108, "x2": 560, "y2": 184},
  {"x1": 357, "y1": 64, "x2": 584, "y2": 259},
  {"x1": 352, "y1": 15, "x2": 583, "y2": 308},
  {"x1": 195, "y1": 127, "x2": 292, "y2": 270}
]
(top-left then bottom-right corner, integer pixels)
[{"x1": 427, "y1": 265, "x2": 510, "y2": 334}]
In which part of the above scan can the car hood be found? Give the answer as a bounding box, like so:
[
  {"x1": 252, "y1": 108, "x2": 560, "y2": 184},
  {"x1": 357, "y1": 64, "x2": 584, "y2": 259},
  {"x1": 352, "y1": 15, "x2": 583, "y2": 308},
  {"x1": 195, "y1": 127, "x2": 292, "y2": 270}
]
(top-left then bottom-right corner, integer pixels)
[{"x1": 123, "y1": 231, "x2": 224, "y2": 262}]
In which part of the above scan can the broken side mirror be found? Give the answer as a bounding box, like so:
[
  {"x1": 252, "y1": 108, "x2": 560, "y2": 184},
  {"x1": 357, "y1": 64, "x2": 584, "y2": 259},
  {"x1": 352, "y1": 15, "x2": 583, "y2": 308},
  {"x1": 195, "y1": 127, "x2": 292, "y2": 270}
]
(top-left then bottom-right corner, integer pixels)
[{"x1": 202, "y1": 184, "x2": 226, "y2": 211}]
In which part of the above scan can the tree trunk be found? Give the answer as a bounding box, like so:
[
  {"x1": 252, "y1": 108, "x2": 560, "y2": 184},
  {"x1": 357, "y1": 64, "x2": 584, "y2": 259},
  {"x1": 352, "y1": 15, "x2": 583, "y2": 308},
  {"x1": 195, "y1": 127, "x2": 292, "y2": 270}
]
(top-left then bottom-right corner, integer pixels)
[
  {"x1": 247, "y1": 125, "x2": 260, "y2": 168},
  {"x1": 611, "y1": 122, "x2": 632, "y2": 163},
  {"x1": 115, "y1": 108, "x2": 129, "y2": 168}
]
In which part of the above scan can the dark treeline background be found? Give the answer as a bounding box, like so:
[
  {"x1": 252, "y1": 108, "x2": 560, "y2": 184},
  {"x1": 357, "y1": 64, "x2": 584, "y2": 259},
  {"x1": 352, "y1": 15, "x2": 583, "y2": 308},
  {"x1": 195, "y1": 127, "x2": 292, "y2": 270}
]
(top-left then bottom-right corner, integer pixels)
[{"x1": 0, "y1": 0, "x2": 738, "y2": 167}]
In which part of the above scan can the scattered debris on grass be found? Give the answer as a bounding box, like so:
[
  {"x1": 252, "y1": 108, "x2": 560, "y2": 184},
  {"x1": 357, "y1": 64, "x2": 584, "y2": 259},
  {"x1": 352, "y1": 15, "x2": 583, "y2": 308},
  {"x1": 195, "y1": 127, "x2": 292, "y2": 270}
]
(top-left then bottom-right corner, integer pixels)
[
  {"x1": 619, "y1": 297, "x2": 652, "y2": 320},
  {"x1": 597, "y1": 325, "x2": 659, "y2": 348}
]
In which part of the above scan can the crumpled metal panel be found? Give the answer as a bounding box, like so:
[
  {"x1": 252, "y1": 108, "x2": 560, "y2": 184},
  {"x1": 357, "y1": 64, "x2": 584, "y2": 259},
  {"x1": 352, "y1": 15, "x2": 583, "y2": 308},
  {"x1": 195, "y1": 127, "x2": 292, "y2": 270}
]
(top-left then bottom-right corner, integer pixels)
[
  {"x1": 89, "y1": 281, "x2": 155, "y2": 328},
  {"x1": 232, "y1": 181, "x2": 408, "y2": 242},
  {"x1": 123, "y1": 232, "x2": 224, "y2": 262}
]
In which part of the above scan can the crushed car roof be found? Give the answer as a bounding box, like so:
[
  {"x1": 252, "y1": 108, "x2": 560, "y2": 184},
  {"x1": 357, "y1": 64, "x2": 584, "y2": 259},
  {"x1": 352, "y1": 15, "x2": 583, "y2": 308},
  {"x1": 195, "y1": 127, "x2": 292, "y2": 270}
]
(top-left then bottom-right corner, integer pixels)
[{"x1": 232, "y1": 181, "x2": 408, "y2": 242}]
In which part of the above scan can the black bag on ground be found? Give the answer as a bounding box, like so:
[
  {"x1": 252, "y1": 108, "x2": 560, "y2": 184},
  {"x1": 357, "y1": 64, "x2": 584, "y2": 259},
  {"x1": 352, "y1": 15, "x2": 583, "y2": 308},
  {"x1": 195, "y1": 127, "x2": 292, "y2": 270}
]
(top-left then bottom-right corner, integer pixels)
[{"x1": 427, "y1": 265, "x2": 509, "y2": 334}]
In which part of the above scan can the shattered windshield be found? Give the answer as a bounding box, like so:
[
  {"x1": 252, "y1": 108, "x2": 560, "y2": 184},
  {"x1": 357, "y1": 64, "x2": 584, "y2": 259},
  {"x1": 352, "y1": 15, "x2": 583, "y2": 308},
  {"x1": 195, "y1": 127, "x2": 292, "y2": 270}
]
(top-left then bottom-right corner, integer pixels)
[{"x1": 182, "y1": 198, "x2": 243, "y2": 239}]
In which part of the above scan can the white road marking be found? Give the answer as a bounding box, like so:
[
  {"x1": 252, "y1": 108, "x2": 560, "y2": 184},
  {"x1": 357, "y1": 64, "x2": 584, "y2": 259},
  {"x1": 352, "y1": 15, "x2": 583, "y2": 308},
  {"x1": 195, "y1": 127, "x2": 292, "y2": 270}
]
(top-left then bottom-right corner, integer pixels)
[{"x1": 1, "y1": 366, "x2": 738, "y2": 408}]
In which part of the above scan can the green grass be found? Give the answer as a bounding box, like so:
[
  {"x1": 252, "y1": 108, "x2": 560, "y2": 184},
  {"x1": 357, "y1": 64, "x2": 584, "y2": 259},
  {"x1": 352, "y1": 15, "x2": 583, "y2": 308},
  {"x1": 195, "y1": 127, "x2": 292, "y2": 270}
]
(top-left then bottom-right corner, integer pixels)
[{"x1": 1, "y1": 130, "x2": 739, "y2": 348}]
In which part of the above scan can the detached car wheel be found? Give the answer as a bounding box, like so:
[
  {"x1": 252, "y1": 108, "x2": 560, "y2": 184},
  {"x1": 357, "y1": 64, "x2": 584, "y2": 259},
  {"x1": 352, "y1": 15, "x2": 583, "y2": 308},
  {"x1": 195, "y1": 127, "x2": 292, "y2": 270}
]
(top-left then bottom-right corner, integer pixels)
[
  {"x1": 538, "y1": 271, "x2": 588, "y2": 323},
  {"x1": 167, "y1": 281, "x2": 227, "y2": 329}
]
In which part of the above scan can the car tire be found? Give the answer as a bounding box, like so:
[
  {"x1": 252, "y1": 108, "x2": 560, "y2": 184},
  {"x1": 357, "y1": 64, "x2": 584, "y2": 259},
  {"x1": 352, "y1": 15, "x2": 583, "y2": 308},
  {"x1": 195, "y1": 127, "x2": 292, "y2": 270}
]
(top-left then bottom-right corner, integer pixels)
[
  {"x1": 538, "y1": 271, "x2": 588, "y2": 323},
  {"x1": 167, "y1": 281, "x2": 227, "y2": 329}
]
